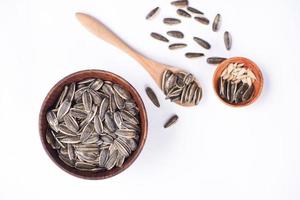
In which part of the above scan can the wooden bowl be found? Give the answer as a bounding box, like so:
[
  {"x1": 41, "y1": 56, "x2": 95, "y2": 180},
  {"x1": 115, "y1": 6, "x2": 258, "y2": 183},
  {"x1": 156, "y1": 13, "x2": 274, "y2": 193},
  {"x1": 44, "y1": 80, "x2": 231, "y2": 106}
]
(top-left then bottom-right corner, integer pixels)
[
  {"x1": 213, "y1": 57, "x2": 263, "y2": 107},
  {"x1": 39, "y1": 69, "x2": 148, "y2": 179}
]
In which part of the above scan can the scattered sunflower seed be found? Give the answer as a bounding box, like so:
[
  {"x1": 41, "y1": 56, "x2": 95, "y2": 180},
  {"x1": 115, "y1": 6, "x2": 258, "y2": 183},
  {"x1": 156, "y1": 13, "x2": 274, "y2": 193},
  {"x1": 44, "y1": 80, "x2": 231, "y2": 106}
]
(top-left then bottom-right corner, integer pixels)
[
  {"x1": 145, "y1": 87, "x2": 160, "y2": 107},
  {"x1": 224, "y1": 31, "x2": 232, "y2": 50},
  {"x1": 176, "y1": 9, "x2": 191, "y2": 18},
  {"x1": 169, "y1": 43, "x2": 187, "y2": 50},
  {"x1": 212, "y1": 14, "x2": 222, "y2": 32},
  {"x1": 185, "y1": 52, "x2": 204, "y2": 58},
  {"x1": 163, "y1": 18, "x2": 181, "y2": 25},
  {"x1": 193, "y1": 37, "x2": 211, "y2": 49},
  {"x1": 187, "y1": 7, "x2": 203, "y2": 15},
  {"x1": 194, "y1": 16, "x2": 209, "y2": 25},
  {"x1": 167, "y1": 31, "x2": 184, "y2": 39},
  {"x1": 164, "y1": 115, "x2": 179, "y2": 128},
  {"x1": 150, "y1": 32, "x2": 169, "y2": 42},
  {"x1": 146, "y1": 7, "x2": 160, "y2": 20},
  {"x1": 171, "y1": 0, "x2": 188, "y2": 7},
  {"x1": 207, "y1": 57, "x2": 227, "y2": 64}
]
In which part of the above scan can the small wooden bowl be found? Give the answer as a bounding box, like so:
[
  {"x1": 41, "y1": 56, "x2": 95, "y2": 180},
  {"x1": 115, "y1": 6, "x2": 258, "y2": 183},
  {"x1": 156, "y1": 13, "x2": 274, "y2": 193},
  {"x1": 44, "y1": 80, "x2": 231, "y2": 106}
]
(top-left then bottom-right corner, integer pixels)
[
  {"x1": 39, "y1": 69, "x2": 148, "y2": 179},
  {"x1": 213, "y1": 57, "x2": 263, "y2": 107}
]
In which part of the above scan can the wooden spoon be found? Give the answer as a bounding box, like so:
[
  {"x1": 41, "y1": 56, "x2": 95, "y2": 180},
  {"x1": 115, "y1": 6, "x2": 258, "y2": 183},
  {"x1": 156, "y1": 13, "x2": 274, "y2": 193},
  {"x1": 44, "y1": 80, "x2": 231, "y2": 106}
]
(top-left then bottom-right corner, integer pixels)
[{"x1": 75, "y1": 12, "x2": 201, "y2": 107}]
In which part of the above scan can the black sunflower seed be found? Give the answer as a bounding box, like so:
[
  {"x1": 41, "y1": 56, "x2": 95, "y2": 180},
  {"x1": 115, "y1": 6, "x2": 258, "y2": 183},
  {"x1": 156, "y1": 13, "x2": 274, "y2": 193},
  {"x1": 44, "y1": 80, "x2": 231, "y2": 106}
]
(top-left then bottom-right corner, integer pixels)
[
  {"x1": 185, "y1": 52, "x2": 204, "y2": 58},
  {"x1": 150, "y1": 32, "x2": 169, "y2": 42},
  {"x1": 171, "y1": 0, "x2": 188, "y2": 7},
  {"x1": 187, "y1": 7, "x2": 204, "y2": 15},
  {"x1": 169, "y1": 43, "x2": 187, "y2": 50},
  {"x1": 176, "y1": 9, "x2": 191, "y2": 18},
  {"x1": 145, "y1": 87, "x2": 160, "y2": 107},
  {"x1": 212, "y1": 14, "x2": 222, "y2": 32},
  {"x1": 193, "y1": 37, "x2": 211, "y2": 49},
  {"x1": 224, "y1": 31, "x2": 232, "y2": 50},
  {"x1": 146, "y1": 7, "x2": 160, "y2": 20},
  {"x1": 167, "y1": 31, "x2": 184, "y2": 39},
  {"x1": 194, "y1": 16, "x2": 209, "y2": 25},
  {"x1": 163, "y1": 18, "x2": 181, "y2": 25},
  {"x1": 164, "y1": 115, "x2": 179, "y2": 128}
]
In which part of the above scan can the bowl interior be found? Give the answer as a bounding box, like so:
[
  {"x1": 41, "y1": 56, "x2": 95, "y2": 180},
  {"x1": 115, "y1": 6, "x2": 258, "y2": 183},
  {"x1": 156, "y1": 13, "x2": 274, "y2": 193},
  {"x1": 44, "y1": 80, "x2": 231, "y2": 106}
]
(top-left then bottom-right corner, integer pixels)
[
  {"x1": 213, "y1": 57, "x2": 263, "y2": 107},
  {"x1": 39, "y1": 69, "x2": 148, "y2": 179}
]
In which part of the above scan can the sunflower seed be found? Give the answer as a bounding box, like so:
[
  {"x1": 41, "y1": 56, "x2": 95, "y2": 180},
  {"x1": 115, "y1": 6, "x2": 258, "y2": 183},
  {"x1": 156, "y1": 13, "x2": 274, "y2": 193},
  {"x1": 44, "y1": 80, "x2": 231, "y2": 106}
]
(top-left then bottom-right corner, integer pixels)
[
  {"x1": 164, "y1": 115, "x2": 179, "y2": 128},
  {"x1": 65, "y1": 83, "x2": 76, "y2": 101},
  {"x1": 166, "y1": 31, "x2": 184, "y2": 39},
  {"x1": 82, "y1": 91, "x2": 92, "y2": 112},
  {"x1": 146, "y1": 7, "x2": 160, "y2": 20},
  {"x1": 105, "y1": 113, "x2": 116, "y2": 132},
  {"x1": 169, "y1": 43, "x2": 187, "y2": 50},
  {"x1": 187, "y1": 7, "x2": 203, "y2": 14},
  {"x1": 59, "y1": 154, "x2": 74, "y2": 167},
  {"x1": 185, "y1": 52, "x2": 204, "y2": 58},
  {"x1": 99, "y1": 98, "x2": 109, "y2": 120},
  {"x1": 163, "y1": 18, "x2": 181, "y2": 25},
  {"x1": 116, "y1": 155, "x2": 126, "y2": 167},
  {"x1": 55, "y1": 86, "x2": 68, "y2": 108},
  {"x1": 113, "y1": 111, "x2": 123, "y2": 128},
  {"x1": 207, "y1": 57, "x2": 227, "y2": 64},
  {"x1": 171, "y1": 0, "x2": 188, "y2": 7},
  {"x1": 150, "y1": 32, "x2": 169, "y2": 42},
  {"x1": 105, "y1": 150, "x2": 118, "y2": 170},
  {"x1": 193, "y1": 37, "x2": 211, "y2": 49},
  {"x1": 63, "y1": 114, "x2": 79, "y2": 132},
  {"x1": 69, "y1": 108, "x2": 87, "y2": 119},
  {"x1": 212, "y1": 14, "x2": 222, "y2": 32},
  {"x1": 113, "y1": 84, "x2": 131, "y2": 100},
  {"x1": 224, "y1": 31, "x2": 232, "y2": 50},
  {"x1": 57, "y1": 100, "x2": 71, "y2": 121},
  {"x1": 99, "y1": 149, "x2": 109, "y2": 167},
  {"x1": 94, "y1": 115, "x2": 103, "y2": 134},
  {"x1": 177, "y1": 9, "x2": 191, "y2": 18},
  {"x1": 145, "y1": 87, "x2": 160, "y2": 107},
  {"x1": 194, "y1": 16, "x2": 209, "y2": 25},
  {"x1": 46, "y1": 111, "x2": 59, "y2": 132},
  {"x1": 90, "y1": 79, "x2": 104, "y2": 90}
]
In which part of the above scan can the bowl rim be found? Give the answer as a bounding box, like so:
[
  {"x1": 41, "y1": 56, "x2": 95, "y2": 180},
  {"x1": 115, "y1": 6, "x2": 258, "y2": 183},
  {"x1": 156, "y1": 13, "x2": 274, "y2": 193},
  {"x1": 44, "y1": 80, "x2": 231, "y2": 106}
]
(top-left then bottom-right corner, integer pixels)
[
  {"x1": 39, "y1": 69, "x2": 148, "y2": 180},
  {"x1": 212, "y1": 57, "x2": 264, "y2": 107}
]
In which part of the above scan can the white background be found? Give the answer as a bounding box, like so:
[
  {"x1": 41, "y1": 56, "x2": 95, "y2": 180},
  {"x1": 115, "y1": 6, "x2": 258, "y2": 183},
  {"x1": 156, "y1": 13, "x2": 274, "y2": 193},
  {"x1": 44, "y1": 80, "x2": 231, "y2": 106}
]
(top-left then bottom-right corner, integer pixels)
[{"x1": 0, "y1": 0, "x2": 300, "y2": 199}]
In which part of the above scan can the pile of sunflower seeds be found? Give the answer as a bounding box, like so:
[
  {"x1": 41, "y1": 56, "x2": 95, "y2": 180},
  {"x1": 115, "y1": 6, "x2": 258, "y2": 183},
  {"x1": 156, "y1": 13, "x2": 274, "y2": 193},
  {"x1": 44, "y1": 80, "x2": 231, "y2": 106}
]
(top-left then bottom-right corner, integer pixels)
[
  {"x1": 146, "y1": 0, "x2": 232, "y2": 64},
  {"x1": 218, "y1": 63, "x2": 256, "y2": 104},
  {"x1": 46, "y1": 78, "x2": 140, "y2": 171},
  {"x1": 162, "y1": 69, "x2": 202, "y2": 105}
]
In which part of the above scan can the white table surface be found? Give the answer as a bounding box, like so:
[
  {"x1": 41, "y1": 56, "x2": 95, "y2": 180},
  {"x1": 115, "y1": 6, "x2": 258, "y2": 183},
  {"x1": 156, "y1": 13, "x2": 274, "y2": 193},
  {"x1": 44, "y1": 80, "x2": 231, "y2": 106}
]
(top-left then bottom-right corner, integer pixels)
[{"x1": 0, "y1": 0, "x2": 300, "y2": 199}]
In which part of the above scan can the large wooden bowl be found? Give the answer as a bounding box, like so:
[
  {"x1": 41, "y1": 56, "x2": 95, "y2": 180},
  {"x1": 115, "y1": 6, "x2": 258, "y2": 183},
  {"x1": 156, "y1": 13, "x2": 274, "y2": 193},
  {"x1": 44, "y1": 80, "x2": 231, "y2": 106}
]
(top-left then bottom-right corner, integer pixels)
[
  {"x1": 213, "y1": 57, "x2": 264, "y2": 107},
  {"x1": 39, "y1": 69, "x2": 148, "y2": 179}
]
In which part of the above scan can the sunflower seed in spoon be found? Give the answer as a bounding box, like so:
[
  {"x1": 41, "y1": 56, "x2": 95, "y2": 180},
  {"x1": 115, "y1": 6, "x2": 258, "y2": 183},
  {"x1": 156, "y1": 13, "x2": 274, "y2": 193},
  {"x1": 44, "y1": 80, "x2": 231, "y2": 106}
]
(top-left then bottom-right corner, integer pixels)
[{"x1": 207, "y1": 57, "x2": 227, "y2": 64}]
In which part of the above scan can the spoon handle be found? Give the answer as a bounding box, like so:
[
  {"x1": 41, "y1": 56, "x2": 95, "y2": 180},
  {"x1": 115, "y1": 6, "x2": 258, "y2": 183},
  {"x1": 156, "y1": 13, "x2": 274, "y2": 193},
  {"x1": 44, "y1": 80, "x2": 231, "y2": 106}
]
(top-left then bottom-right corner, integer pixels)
[{"x1": 75, "y1": 12, "x2": 163, "y2": 80}]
